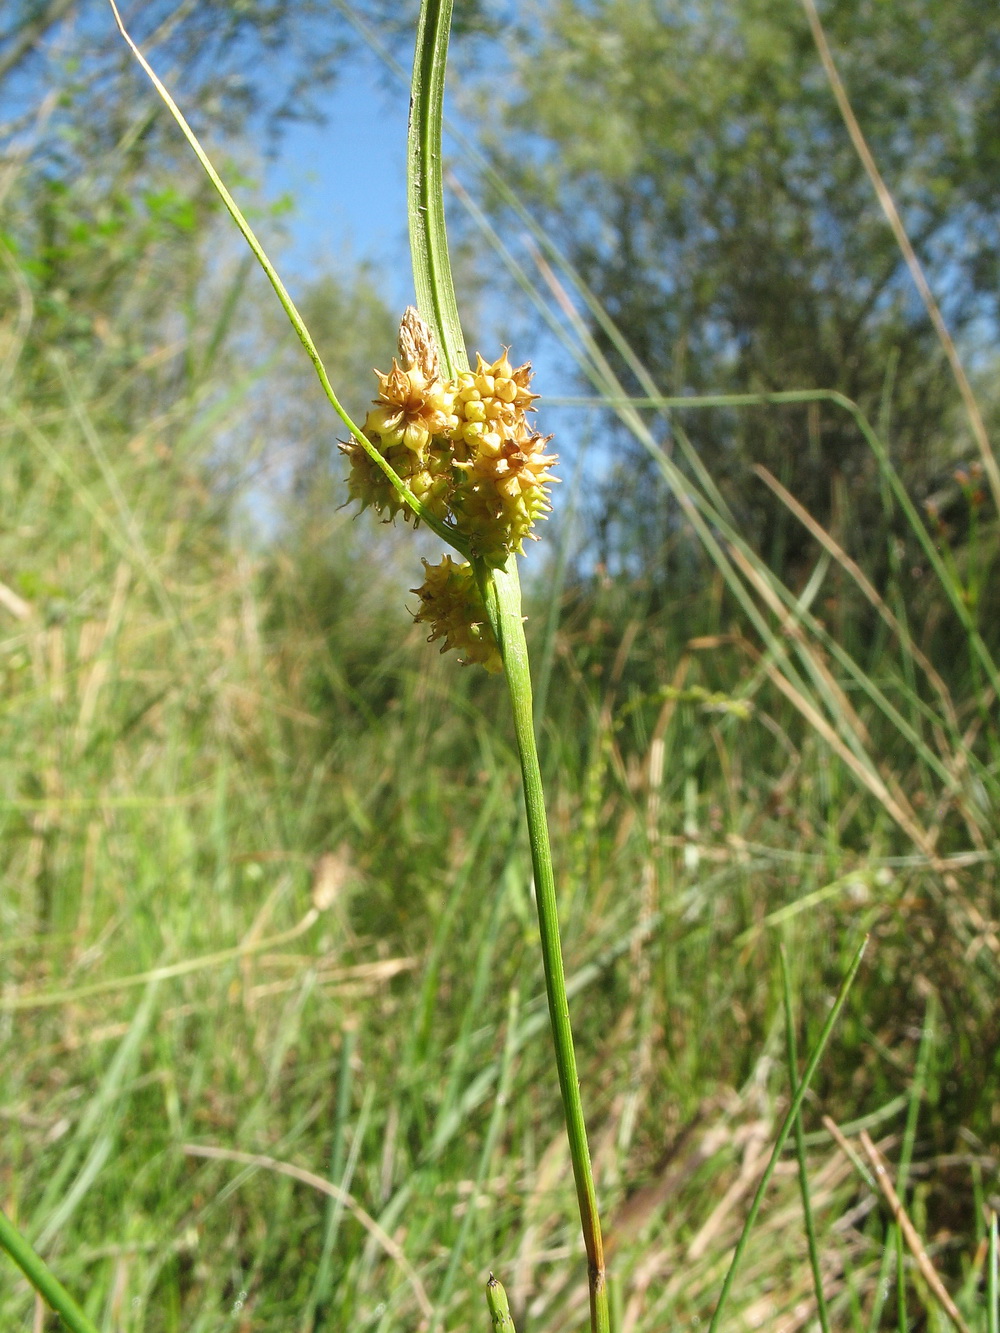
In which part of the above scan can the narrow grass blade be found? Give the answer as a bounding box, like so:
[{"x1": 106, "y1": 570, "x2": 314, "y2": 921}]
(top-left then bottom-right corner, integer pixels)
[
  {"x1": 868, "y1": 1225, "x2": 898, "y2": 1333},
  {"x1": 859, "y1": 1132, "x2": 971, "y2": 1333},
  {"x1": 106, "y1": 0, "x2": 466, "y2": 555},
  {"x1": 431, "y1": 987, "x2": 520, "y2": 1330},
  {"x1": 781, "y1": 945, "x2": 831, "y2": 1333},
  {"x1": 183, "y1": 1144, "x2": 433, "y2": 1320},
  {"x1": 299, "y1": 1026, "x2": 358, "y2": 1333},
  {"x1": 898, "y1": 996, "x2": 937, "y2": 1198},
  {"x1": 895, "y1": 1224, "x2": 908, "y2": 1332},
  {"x1": 408, "y1": 0, "x2": 467, "y2": 376},
  {"x1": 988, "y1": 1212, "x2": 998, "y2": 1333},
  {"x1": 707, "y1": 933, "x2": 868, "y2": 1333},
  {"x1": 0, "y1": 1209, "x2": 100, "y2": 1333},
  {"x1": 5, "y1": 911, "x2": 319, "y2": 1010},
  {"x1": 33, "y1": 978, "x2": 161, "y2": 1246},
  {"x1": 799, "y1": 0, "x2": 1000, "y2": 516}
]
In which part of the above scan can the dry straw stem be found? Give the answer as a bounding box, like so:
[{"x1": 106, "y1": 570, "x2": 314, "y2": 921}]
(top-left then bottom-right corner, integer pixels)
[
  {"x1": 182, "y1": 1145, "x2": 434, "y2": 1322},
  {"x1": 2, "y1": 908, "x2": 324, "y2": 1011},
  {"x1": 800, "y1": 0, "x2": 1000, "y2": 516},
  {"x1": 857, "y1": 1130, "x2": 972, "y2": 1333},
  {"x1": 750, "y1": 462, "x2": 958, "y2": 731}
]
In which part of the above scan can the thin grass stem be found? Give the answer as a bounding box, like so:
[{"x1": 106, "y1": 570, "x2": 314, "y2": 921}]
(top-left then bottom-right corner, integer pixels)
[
  {"x1": 406, "y1": 3, "x2": 609, "y2": 1326},
  {"x1": 484, "y1": 563, "x2": 610, "y2": 1333},
  {"x1": 781, "y1": 945, "x2": 832, "y2": 1333},
  {"x1": 0, "y1": 1209, "x2": 101, "y2": 1333},
  {"x1": 708, "y1": 934, "x2": 868, "y2": 1333}
]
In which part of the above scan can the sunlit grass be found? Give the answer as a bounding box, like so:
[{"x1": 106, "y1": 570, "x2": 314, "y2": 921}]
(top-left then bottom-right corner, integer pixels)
[{"x1": 2, "y1": 1, "x2": 999, "y2": 1328}]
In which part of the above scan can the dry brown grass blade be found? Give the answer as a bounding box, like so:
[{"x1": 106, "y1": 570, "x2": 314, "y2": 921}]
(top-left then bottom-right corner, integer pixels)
[
  {"x1": 750, "y1": 463, "x2": 958, "y2": 730},
  {"x1": 758, "y1": 650, "x2": 932, "y2": 854},
  {"x1": 800, "y1": 0, "x2": 1000, "y2": 516},
  {"x1": 858, "y1": 1130, "x2": 972, "y2": 1333},
  {"x1": 182, "y1": 1144, "x2": 434, "y2": 1321},
  {"x1": 726, "y1": 541, "x2": 872, "y2": 748},
  {"x1": 726, "y1": 551, "x2": 934, "y2": 855}
]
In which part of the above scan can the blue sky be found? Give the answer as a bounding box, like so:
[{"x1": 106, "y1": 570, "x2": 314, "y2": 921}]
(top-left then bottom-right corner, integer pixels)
[
  {"x1": 239, "y1": 21, "x2": 618, "y2": 566},
  {"x1": 264, "y1": 47, "x2": 414, "y2": 315},
  {"x1": 261, "y1": 42, "x2": 606, "y2": 509}
]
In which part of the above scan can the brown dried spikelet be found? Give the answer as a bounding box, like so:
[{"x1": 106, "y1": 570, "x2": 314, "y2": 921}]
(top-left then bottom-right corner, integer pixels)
[
  {"x1": 397, "y1": 305, "x2": 441, "y2": 382},
  {"x1": 411, "y1": 556, "x2": 502, "y2": 673}
]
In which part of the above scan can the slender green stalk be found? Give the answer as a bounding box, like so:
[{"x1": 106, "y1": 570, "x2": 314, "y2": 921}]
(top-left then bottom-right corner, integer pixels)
[
  {"x1": 867, "y1": 1228, "x2": 897, "y2": 1333},
  {"x1": 406, "y1": 2, "x2": 609, "y2": 1327},
  {"x1": 708, "y1": 935, "x2": 868, "y2": 1333},
  {"x1": 781, "y1": 946, "x2": 831, "y2": 1333},
  {"x1": 988, "y1": 1212, "x2": 998, "y2": 1333},
  {"x1": 894, "y1": 1224, "x2": 908, "y2": 1332},
  {"x1": 0, "y1": 1209, "x2": 100, "y2": 1333},
  {"x1": 482, "y1": 562, "x2": 610, "y2": 1333}
]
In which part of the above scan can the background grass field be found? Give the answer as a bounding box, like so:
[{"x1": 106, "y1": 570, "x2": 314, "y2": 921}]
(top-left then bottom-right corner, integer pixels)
[{"x1": 2, "y1": 2, "x2": 1000, "y2": 1330}]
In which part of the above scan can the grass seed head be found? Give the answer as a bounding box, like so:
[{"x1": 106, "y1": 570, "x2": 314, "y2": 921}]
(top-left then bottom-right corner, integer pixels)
[{"x1": 344, "y1": 314, "x2": 558, "y2": 665}]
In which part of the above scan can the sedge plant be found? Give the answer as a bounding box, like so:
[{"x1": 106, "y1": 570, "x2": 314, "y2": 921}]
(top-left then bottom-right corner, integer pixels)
[
  {"x1": 0, "y1": 3, "x2": 879, "y2": 1330},
  {"x1": 102, "y1": 0, "x2": 609, "y2": 1328}
]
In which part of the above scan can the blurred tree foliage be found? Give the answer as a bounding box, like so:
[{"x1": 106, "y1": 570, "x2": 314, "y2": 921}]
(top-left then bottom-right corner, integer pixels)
[
  {"x1": 483, "y1": 0, "x2": 1000, "y2": 586},
  {"x1": 0, "y1": 0, "x2": 408, "y2": 519}
]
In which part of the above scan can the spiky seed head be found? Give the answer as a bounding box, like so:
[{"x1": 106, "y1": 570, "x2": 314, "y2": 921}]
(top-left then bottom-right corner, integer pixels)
[
  {"x1": 344, "y1": 323, "x2": 559, "y2": 662},
  {"x1": 411, "y1": 556, "x2": 502, "y2": 673}
]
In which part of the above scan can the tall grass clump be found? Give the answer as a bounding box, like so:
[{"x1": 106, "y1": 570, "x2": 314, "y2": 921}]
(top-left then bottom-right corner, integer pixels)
[{"x1": 2, "y1": 2, "x2": 999, "y2": 1332}]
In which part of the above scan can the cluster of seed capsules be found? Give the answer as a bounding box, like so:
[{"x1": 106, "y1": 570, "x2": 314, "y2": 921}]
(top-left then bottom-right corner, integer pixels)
[{"x1": 341, "y1": 308, "x2": 557, "y2": 671}]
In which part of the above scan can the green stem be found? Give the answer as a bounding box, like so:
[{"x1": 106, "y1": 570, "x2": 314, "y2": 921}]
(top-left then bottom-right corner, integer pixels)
[
  {"x1": 404, "y1": 4, "x2": 606, "y2": 1324},
  {"x1": 0, "y1": 1208, "x2": 100, "y2": 1333},
  {"x1": 480, "y1": 559, "x2": 609, "y2": 1333},
  {"x1": 708, "y1": 934, "x2": 868, "y2": 1333},
  {"x1": 407, "y1": 0, "x2": 467, "y2": 380},
  {"x1": 781, "y1": 946, "x2": 831, "y2": 1333}
]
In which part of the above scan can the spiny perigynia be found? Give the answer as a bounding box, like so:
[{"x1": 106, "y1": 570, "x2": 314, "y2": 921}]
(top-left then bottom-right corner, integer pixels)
[{"x1": 343, "y1": 308, "x2": 557, "y2": 668}]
